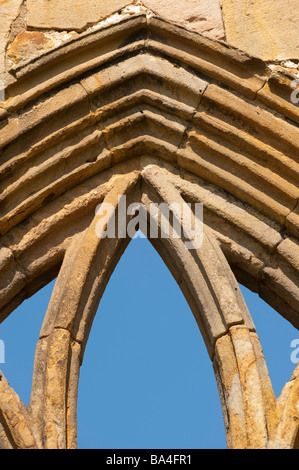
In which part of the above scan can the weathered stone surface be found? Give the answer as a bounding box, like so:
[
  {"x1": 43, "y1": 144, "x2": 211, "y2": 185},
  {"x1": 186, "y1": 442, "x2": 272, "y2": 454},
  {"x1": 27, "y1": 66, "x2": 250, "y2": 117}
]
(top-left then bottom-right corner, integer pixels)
[
  {"x1": 26, "y1": 0, "x2": 225, "y2": 38},
  {"x1": 0, "y1": 244, "x2": 26, "y2": 311},
  {"x1": 213, "y1": 326, "x2": 279, "y2": 449},
  {"x1": 7, "y1": 31, "x2": 56, "y2": 65},
  {"x1": 286, "y1": 204, "x2": 299, "y2": 239},
  {"x1": 213, "y1": 333, "x2": 247, "y2": 449},
  {"x1": 81, "y1": 53, "x2": 208, "y2": 108},
  {"x1": 257, "y1": 72, "x2": 299, "y2": 126},
  {"x1": 228, "y1": 327, "x2": 275, "y2": 448},
  {"x1": 44, "y1": 328, "x2": 71, "y2": 449},
  {"x1": 0, "y1": 0, "x2": 24, "y2": 48},
  {"x1": 0, "y1": 0, "x2": 24, "y2": 98},
  {"x1": 277, "y1": 237, "x2": 299, "y2": 272},
  {"x1": 0, "y1": 372, "x2": 37, "y2": 449},
  {"x1": 7, "y1": 30, "x2": 77, "y2": 66},
  {"x1": 271, "y1": 363, "x2": 299, "y2": 448},
  {"x1": 262, "y1": 265, "x2": 299, "y2": 317},
  {"x1": 143, "y1": 0, "x2": 225, "y2": 39},
  {"x1": 27, "y1": 0, "x2": 130, "y2": 30},
  {"x1": 222, "y1": 0, "x2": 299, "y2": 60},
  {"x1": 0, "y1": 8, "x2": 299, "y2": 450}
]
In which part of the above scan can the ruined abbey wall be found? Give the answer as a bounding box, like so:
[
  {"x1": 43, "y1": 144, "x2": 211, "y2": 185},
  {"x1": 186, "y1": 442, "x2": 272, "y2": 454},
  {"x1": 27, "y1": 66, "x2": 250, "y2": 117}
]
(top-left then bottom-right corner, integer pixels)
[{"x1": 0, "y1": 0, "x2": 298, "y2": 449}]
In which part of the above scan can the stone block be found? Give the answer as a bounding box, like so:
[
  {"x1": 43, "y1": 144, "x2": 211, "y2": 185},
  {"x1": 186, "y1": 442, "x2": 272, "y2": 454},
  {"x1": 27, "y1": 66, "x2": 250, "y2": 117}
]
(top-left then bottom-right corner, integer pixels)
[
  {"x1": 222, "y1": 0, "x2": 299, "y2": 60},
  {"x1": 27, "y1": 0, "x2": 130, "y2": 31},
  {"x1": 143, "y1": 0, "x2": 225, "y2": 40}
]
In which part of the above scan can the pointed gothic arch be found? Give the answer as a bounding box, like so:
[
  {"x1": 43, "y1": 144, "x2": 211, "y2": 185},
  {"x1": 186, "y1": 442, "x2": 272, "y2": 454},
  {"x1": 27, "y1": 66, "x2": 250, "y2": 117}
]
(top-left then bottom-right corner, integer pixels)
[
  {"x1": 19, "y1": 167, "x2": 286, "y2": 448},
  {"x1": 0, "y1": 12, "x2": 298, "y2": 449}
]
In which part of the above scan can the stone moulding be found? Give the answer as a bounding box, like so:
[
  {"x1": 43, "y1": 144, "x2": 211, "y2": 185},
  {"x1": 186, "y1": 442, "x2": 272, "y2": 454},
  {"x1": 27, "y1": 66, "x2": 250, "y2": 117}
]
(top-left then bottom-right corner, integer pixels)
[{"x1": 0, "y1": 13, "x2": 298, "y2": 449}]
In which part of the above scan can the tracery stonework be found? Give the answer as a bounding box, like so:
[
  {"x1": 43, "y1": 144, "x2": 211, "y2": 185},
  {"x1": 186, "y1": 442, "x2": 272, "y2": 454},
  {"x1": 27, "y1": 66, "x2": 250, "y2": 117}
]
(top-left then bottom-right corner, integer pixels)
[{"x1": 0, "y1": 0, "x2": 298, "y2": 449}]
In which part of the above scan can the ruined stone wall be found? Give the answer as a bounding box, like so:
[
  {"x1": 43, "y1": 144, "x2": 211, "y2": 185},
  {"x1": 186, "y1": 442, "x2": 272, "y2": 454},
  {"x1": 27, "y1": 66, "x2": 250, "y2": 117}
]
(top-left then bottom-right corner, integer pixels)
[
  {"x1": 2, "y1": 0, "x2": 299, "y2": 75},
  {"x1": 0, "y1": 0, "x2": 298, "y2": 449}
]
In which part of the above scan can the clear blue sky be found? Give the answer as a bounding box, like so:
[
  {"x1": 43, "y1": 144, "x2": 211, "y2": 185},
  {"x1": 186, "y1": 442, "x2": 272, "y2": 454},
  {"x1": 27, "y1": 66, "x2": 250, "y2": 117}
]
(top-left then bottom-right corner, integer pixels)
[{"x1": 0, "y1": 234, "x2": 298, "y2": 449}]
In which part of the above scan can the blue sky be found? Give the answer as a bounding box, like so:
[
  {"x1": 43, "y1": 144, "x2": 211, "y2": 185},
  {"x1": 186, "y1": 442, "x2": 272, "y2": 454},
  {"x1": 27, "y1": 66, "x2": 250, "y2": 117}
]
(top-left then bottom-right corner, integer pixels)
[{"x1": 0, "y1": 234, "x2": 298, "y2": 449}]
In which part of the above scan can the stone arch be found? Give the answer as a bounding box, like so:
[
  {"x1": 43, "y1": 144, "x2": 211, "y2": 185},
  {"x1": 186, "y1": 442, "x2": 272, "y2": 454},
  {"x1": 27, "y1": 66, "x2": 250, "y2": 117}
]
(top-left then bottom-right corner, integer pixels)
[
  {"x1": 0, "y1": 11, "x2": 298, "y2": 449},
  {"x1": 15, "y1": 165, "x2": 278, "y2": 448}
]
